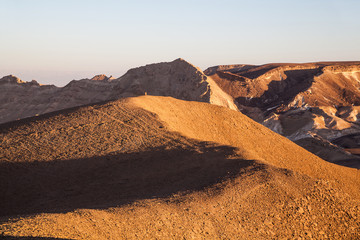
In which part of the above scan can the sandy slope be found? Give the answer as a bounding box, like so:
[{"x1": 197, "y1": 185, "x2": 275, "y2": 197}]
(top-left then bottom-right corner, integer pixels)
[
  {"x1": 130, "y1": 96, "x2": 360, "y2": 195},
  {"x1": 1, "y1": 96, "x2": 359, "y2": 239}
]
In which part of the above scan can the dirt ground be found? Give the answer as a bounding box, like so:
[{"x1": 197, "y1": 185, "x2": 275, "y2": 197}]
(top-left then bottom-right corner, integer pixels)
[{"x1": 1, "y1": 96, "x2": 359, "y2": 239}]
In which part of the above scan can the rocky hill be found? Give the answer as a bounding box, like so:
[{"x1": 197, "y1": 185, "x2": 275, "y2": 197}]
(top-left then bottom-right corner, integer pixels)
[
  {"x1": 0, "y1": 59, "x2": 237, "y2": 124},
  {"x1": 1, "y1": 96, "x2": 359, "y2": 239},
  {"x1": 205, "y1": 62, "x2": 360, "y2": 167}
]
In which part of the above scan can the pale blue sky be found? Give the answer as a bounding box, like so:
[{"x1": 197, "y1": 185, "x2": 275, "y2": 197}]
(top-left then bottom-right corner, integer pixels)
[{"x1": 1, "y1": 0, "x2": 359, "y2": 86}]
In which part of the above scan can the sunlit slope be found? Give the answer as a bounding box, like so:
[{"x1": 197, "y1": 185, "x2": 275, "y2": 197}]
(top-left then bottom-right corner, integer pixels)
[{"x1": 130, "y1": 96, "x2": 360, "y2": 197}]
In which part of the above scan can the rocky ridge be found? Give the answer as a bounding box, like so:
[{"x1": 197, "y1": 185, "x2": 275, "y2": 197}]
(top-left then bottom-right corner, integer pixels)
[{"x1": 0, "y1": 59, "x2": 237, "y2": 124}]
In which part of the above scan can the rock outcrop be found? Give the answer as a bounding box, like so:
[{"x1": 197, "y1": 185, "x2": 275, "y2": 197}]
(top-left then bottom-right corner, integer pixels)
[{"x1": 111, "y1": 58, "x2": 238, "y2": 110}]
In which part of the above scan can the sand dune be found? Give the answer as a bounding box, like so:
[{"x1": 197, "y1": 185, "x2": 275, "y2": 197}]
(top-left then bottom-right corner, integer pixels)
[{"x1": 1, "y1": 96, "x2": 359, "y2": 239}]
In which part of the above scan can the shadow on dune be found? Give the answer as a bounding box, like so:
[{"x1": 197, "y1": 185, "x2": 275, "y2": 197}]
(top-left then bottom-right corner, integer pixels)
[
  {"x1": 0, "y1": 142, "x2": 263, "y2": 217},
  {"x1": 0, "y1": 236, "x2": 73, "y2": 240}
]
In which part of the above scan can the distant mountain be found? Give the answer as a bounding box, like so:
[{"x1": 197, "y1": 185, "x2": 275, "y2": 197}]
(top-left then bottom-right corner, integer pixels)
[
  {"x1": 0, "y1": 58, "x2": 237, "y2": 124},
  {"x1": 205, "y1": 62, "x2": 360, "y2": 167}
]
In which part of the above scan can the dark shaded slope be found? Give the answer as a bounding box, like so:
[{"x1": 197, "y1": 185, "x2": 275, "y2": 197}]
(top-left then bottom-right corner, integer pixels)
[{"x1": 0, "y1": 143, "x2": 263, "y2": 216}]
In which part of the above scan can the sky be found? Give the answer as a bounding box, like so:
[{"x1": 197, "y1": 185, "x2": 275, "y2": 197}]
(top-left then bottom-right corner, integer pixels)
[{"x1": 1, "y1": 0, "x2": 359, "y2": 86}]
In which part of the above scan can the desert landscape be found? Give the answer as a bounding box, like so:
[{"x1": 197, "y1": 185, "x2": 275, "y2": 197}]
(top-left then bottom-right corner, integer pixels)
[
  {"x1": 1, "y1": 59, "x2": 360, "y2": 239},
  {"x1": 1, "y1": 1, "x2": 360, "y2": 239}
]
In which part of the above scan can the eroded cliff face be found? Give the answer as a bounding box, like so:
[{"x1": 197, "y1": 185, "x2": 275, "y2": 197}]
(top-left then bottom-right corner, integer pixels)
[
  {"x1": 0, "y1": 59, "x2": 238, "y2": 124},
  {"x1": 206, "y1": 62, "x2": 360, "y2": 110},
  {"x1": 206, "y1": 62, "x2": 360, "y2": 167},
  {"x1": 112, "y1": 58, "x2": 238, "y2": 110},
  {"x1": 0, "y1": 75, "x2": 59, "y2": 123}
]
